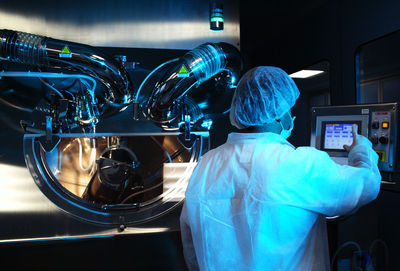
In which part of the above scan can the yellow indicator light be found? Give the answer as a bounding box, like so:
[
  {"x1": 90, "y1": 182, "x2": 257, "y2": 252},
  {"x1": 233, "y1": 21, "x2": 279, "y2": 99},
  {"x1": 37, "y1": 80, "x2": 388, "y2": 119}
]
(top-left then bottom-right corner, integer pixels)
[{"x1": 382, "y1": 122, "x2": 389, "y2": 129}]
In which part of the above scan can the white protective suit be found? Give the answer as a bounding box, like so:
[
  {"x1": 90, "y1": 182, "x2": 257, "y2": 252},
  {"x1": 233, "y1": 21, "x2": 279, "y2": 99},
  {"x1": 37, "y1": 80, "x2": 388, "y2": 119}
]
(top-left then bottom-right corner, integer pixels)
[{"x1": 180, "y1": 132, "x2": 381, "y2": 271}]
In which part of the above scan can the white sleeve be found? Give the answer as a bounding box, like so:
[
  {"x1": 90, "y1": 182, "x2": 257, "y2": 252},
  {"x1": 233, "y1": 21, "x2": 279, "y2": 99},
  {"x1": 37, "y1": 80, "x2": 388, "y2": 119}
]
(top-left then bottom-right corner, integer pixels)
[
  {"x1": 348, "y1": 135, "x2": 380, "y2": 176},
  {"x1": 345, "y1": 135, "x2": 381, "y2": 211},
  {"x1": 180, "y1": 202, "x2": 199, "y2": 271},
  {"x1": 301, "y1": 137, "x2": 381, "y2": 216},
  {"x1": 264, "y1": 141, "x2": 381, "y2": 217}
]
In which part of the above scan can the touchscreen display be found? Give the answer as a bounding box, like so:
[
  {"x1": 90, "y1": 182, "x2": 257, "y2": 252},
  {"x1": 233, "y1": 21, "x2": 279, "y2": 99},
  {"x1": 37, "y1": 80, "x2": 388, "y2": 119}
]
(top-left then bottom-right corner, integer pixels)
[{"x1": 321, "y1": 122, "x2": 361, "y2": 151}]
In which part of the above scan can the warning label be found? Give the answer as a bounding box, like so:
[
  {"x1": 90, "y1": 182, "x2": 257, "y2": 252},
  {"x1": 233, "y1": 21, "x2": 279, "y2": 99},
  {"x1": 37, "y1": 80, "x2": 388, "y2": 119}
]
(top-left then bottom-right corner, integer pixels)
[
  {"x1": 177, "y1": 64, "x2": 190, "y2": 78},
  {"x1": 59, "y1": 45, "x2": 72, "y2": 58}
]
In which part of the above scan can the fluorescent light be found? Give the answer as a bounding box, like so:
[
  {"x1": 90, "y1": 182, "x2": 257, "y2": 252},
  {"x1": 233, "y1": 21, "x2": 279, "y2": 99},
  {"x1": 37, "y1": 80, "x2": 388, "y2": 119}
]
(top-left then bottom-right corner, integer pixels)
[{"x1": 289, "y1": 70, "x2": 324, "y2": 78}]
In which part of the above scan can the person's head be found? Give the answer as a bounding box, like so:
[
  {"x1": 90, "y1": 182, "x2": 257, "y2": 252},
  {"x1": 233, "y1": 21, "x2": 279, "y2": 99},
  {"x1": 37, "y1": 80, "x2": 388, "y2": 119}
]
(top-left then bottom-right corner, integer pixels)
[{"x1": 229, "y1": 66, "x2": 300, "y2": 137}]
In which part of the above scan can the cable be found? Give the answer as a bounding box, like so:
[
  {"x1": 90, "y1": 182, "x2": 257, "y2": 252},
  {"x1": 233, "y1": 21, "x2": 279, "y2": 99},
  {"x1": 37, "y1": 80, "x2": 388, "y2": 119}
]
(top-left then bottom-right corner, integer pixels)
[
  {"x1": 0, "y1": 96, "x2": 33, "y2": 112},
  {"x1": 369, "y1": 238, "x2": 389, "y2": 270},
  {"x1": 76, "y1": 78, "x2": 84, "y2": 94},
  {"x1": 331, "y1": 241, "x2": 362, "y2": 270},
  {"x1": 40, "y1": 77, "x2": 81, "y2": 99},
  {"x1": 62, "y1": 89, "x2": 75, "y2": 100},
  {"x1": 57, "y1": 62, "x2": 120, "y2": 106},
  {"x1": 59, "y1": 78, "x2": 79, "y2": 90},
  {"x1": 38, "y1": 77, "x2": 65, "y2": 98},
  {"x1": 36, "y1": 69, "x2": 90, "y2": 100},
  {"x1": 121, "y1": 181, "x2": 164, "y2": 204},
  {"x1": 150, "y1": 136, "x2": 173, "y2": 163},
  {"x1": 0, "y1": 71, "x2": 97, "y2": 94}
]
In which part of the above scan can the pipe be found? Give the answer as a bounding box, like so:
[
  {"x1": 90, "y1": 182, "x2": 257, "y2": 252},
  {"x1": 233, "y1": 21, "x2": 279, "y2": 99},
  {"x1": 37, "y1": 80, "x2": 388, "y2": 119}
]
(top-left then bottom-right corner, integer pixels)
[
  {"x1": 0, "y1": 71, "x2": 97, "y2": 91},
  {"x1": 145, "y1": 42, "x2": 242, "y2": 123},
  {"x1": 0, "y1": 29, "x2": 133, "y2": 107}
]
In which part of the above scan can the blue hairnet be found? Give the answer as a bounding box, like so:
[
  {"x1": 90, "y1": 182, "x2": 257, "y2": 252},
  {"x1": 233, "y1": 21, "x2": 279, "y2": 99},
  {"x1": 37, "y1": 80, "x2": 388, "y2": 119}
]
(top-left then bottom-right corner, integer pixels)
[{"x1": 229, "y1": 66, "x2": 300, "y2": 129}]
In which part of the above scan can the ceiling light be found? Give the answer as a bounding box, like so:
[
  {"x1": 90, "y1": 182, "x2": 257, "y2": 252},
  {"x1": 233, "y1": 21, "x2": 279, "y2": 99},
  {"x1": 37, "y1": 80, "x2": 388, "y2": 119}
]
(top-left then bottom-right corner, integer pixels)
[{"x1": 289, "y1": 70, "x2": 324, "y2": 78}]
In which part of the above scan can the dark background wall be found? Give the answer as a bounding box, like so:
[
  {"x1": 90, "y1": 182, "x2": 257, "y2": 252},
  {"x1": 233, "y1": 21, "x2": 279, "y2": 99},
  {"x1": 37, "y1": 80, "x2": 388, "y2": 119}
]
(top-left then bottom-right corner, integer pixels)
[
  {"x1": 241, "y1": 0, "x2": 400, "y2": 105},
  {"x1": 240, "y1": 0, "x2": 400, "y2": 270}
]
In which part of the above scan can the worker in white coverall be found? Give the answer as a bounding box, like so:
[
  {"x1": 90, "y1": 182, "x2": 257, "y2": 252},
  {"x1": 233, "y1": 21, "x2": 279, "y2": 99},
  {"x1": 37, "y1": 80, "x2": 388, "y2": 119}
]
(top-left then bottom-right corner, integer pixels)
[{"x1": 180, "y1": 66, "x2": 381, "y2": 271}]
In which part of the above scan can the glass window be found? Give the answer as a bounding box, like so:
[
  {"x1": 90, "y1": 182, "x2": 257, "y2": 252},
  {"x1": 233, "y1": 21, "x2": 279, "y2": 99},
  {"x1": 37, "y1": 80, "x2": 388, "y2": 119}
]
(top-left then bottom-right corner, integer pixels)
[
  {"x1": 360, "y1": 82, "x2": 379, "y2": 103},
  {"x1": 382, "y1": 77, "x2": 400, "y2": 103},
  {"x1": 356, "y1": 31, "x2": 400, "y2": 104}
]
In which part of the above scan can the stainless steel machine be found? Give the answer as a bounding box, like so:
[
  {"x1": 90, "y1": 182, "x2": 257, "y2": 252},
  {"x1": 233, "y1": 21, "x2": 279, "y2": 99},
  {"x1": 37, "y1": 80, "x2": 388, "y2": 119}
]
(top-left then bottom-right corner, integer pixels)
[{"x1": 0, "y1": 30, "x2": 242, "y2": 242}]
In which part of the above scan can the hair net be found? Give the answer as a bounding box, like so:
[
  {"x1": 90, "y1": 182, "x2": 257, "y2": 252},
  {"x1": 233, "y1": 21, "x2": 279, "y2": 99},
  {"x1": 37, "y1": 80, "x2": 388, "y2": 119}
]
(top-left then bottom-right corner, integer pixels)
[{"x1": 229, "y1": 66, "x2": 300, "y2": 129}]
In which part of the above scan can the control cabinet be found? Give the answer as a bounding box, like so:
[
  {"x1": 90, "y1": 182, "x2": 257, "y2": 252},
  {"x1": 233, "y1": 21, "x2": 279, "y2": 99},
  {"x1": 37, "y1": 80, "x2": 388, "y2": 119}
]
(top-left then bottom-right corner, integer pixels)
[
  {"x1": 370, "y1": 111, "x2": 391, "y2": 165},
  {"x1": 310, "y1": 103, "x2": 398, "y2": 178}
]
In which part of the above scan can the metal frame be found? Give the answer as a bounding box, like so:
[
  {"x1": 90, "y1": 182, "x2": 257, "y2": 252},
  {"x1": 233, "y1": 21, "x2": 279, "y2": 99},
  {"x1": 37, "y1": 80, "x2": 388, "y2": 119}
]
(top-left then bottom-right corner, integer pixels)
[{"x1": 310, "y1": 103, "x2": 398, "y2": 172}]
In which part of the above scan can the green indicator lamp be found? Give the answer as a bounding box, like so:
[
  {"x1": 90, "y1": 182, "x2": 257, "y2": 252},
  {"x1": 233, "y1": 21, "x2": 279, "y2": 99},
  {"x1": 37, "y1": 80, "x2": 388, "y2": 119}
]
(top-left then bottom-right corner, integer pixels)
[{"x1": 210, "y1": 1, "x2": 224, "y2": 31}]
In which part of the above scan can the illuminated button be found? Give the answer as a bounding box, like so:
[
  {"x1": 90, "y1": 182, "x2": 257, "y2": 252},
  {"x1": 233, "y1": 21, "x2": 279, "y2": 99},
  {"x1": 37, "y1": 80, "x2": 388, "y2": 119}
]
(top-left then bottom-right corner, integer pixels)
[
  {"x1": 379, "y1": 136, "x2": 389, "y2": 144},
  {"x1": 382, "y1": 122, "x2": 389, "y2": 129},
  {"x1": 371, "y1": 122, "x2": 380, "y2": 129}
]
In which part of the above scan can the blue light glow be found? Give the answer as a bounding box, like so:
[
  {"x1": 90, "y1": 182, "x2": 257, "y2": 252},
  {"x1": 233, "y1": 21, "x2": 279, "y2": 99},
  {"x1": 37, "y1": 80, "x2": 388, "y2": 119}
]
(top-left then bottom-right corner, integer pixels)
[
  {"x1": 186, "y1": 44, "x2": 226, "y2": 84},
  {"x1": 222, "y1": 108, "x2": 231, "y2": 115},
  {"x1": 123, "y1": 94, "x2": 129, "y2": 103},
  {"x1": 198, "y1": 101, "x2": 209, "y2": 109},
  {"x1": 201, "y1": 119, "x2": 213, "y2": 130}
]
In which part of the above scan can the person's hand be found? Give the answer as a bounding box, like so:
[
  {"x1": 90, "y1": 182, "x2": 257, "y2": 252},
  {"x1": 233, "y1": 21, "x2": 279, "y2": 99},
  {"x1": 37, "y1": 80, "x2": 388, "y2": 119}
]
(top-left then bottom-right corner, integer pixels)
[{"x1": 343, "y1": 125, "x2": 358, "y2": 152}]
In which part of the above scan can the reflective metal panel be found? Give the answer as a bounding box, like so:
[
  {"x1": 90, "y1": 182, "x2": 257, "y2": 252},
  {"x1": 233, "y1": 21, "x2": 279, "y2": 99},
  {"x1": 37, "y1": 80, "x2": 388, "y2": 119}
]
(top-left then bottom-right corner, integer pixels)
[
  {"x1": 0, "y1": 131, "x2": 209, "y2": 243},
  {"x1": 24, "y1": 133, "x2": 205, "y2": 225},
  {"x1": 0, "y1": 0, "x2": 240, "y2": 50}
]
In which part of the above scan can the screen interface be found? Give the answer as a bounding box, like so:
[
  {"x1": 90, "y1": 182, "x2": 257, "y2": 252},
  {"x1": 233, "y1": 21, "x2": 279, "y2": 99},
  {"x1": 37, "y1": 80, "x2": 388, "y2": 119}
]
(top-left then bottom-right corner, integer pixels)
[{"x1": 322, "y1": 121, "x2": 361, "y2": 151}]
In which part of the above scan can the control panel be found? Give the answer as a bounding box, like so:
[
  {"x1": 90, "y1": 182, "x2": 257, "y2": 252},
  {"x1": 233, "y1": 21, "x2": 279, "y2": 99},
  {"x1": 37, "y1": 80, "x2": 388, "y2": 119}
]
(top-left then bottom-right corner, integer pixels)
[
  {"x1": 370, "y1": 112, "x2": 391, "y2": 164},
  {"x1": 310, "y1": 103, "x2": 398, "y2": 173}
]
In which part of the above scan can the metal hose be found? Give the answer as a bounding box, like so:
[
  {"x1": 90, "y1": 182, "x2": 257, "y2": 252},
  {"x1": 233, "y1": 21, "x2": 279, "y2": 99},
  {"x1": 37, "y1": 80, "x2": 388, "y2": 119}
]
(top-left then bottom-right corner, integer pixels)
[
  {"x1": 146, "y1": 42, "x2": 242, "y2": 123},
  {"x1": 0, "y1": 29, "x2": 133, "y2": 108}
]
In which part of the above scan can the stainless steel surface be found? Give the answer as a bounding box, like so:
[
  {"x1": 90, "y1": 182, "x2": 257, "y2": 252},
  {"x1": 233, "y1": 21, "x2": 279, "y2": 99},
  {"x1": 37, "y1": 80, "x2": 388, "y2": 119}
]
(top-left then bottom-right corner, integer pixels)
[
  {"x1": 0, "y1": 4, "x2": 241, "y2": 242},
  {"x1": 0, "y1": 58, "x2": 213, "y2": 243},
  {"x1": 0, "y1": 131, "x2": 209, "y2": 243},
  {"x1": 24, "y1": 132, "x2": 207, "y2": 224},
  {"x1": 0, "y1": 45, "x2": 218, "y2": 244},
  {"x1": 0, "y1": 0, "x2": 240, "y2": 50}
]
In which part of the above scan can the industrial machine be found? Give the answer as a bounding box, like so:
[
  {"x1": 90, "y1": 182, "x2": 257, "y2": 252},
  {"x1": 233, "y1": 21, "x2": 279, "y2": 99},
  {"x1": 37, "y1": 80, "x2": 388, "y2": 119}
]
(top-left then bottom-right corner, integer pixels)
[
  {"x1": 0, "y1": 30, "x2": 242, "y2": 242},
  {"x1": 310, "y1": 103, "x2": 399, "y2": 184}
]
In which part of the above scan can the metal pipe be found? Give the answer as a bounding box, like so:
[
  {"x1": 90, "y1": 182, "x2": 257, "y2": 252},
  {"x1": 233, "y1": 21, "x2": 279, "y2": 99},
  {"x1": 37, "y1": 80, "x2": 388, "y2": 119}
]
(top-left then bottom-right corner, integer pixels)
[
  {"x1": 0, "y1": 29, "x2": 133, "y2": 107},
  {"x1": 0, "y1": 71, "x2": 97, "y2": 89},
  {"x1": 145, "y1": 42, "x2": 242, "y2": 123}
]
